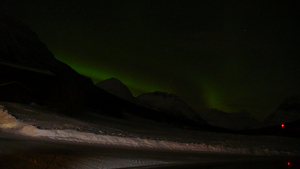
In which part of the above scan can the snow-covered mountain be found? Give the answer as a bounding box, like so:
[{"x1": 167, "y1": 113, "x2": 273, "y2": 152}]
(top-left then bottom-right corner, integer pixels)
[
  {"x1": 93, "y1": 76, "x2": 300, "y2": 132},
  {"x1": 277, "y1": 95, "x2": 300, "y2": 112},
  {"x1": 95, "y1": 78, "x2": 136, "y2": 103},
  {"x1": 136, "y1": 90, "x2": 261, "y2": 131},
  {"x1": 262, "y1": 95, "x2": 300, "y2": 127},
  {"x1": 197, "y1": 109, "x2": 260, "y2": 130},
  {"x1": 137, "y1": 91, "x2": 207, "y2": 126},
  {"x1": 95, "y1": 78, "x2": 262, "y2": 130},
  {"x1": 95, "y1": 78, "x2": 153, "y2": 109}
]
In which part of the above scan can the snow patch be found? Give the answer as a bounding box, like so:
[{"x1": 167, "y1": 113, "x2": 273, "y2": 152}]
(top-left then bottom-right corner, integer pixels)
[
  {"x1": 16, "y1": 126, "x2": 289, "y2": 156},
  {"x1": 1, "y1": 103, "x2": 299, "y2": 156},
  {"x1": 69, "y1": 158, "x2": 170, "y2": 169},
  {"x1": 0, "y1": 105, "x2": 19, "y2": 128},
  {"x1": 19, "y1": 127, "x2": 209, "y2": 151},
  {"x1": 21, "y1": 125, "x2": 36, "y2": 135}
]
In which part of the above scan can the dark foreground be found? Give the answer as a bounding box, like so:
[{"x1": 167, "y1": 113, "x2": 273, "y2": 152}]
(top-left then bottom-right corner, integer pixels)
[
  {"x1": 0, "y1": 131, "x2": 299, "y2": 169},
  {"x1": 124, "y1": 159, "x2": 299, "y2": 169}
]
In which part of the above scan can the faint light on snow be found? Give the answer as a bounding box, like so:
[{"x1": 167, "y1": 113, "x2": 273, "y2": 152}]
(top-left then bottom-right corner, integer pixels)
[{"x1": 0, "y1": 105, "x2": 19, "y2": 129}]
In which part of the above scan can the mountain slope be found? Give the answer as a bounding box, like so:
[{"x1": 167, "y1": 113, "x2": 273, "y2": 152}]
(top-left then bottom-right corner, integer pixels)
[{"x1": 0, "y1": 13, "x2": 166, "y2": 119}]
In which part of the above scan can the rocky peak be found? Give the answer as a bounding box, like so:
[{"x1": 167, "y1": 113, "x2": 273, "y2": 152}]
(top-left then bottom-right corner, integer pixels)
[
  {"x1": 263, "y1": 95, "x2": 300, "y2": 126},
  {"x1": 95, "y1": 78, "x2": 135, "y2": 102},
  {"x1": 277, "y1": 95, "x2": 300, "y2": 112}
]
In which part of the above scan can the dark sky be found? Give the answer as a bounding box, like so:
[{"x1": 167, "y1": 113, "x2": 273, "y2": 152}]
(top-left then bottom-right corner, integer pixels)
[{"x1": 2, "y1": 0, "x2": 300, "y2": 119}]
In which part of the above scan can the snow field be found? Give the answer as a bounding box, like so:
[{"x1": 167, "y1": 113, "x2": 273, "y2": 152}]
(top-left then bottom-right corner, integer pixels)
[{"x1": 1, "y1": 104, "x2": 299, "y2": 156}]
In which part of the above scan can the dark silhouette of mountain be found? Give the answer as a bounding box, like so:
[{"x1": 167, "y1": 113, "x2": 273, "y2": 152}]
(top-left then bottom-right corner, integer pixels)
[
  {"x1": 0, "y1": 12, "x2": 153, "y2": 119},
  {"x1": 0, "y1": 13, "x2": 212, "y2": 129},
  {"x1": 262, "y1": 95, "x2": 300, "y2": 126},
  {"x1": 236, "y1": 96, "x2": 300, "y2": 138},
  {"x1": 277, "y1": 95, "x2": 300, "y2": 112},
  {"x1": 2, "y1": 12, "x2": 298, "y2": 138},
  {"x1": 95, "y1": 78, "x2": 135, "y2": 102}
]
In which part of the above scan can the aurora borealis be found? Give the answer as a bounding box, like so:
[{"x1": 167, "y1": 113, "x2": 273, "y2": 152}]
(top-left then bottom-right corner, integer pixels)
[{"x1": 2, "y1": 0, "x2": 299, "y2": 119}]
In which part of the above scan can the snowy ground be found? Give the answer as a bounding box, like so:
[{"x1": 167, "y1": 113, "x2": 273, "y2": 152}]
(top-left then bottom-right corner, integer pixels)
[
  {"x1": 1, "y1": 102, "x2": 300, "y2": 168},
  {"x1": 2, "y1": 131, "x2": 298, "y2": 169}
]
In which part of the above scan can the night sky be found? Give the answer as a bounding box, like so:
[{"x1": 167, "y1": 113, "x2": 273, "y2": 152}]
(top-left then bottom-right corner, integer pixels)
[{"x1": 2, "y1": 0, "x2": 300, "y2": 119}]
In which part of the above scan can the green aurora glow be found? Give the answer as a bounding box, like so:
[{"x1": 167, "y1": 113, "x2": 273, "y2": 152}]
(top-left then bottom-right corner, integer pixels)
[
  {"x1": 53, "y1": 52, "x2": 172, "y2": 97},
  {"x1": 54, "y1": 51, "x2": 245, "y2": 114},
  {"x1": 8, "y1": 0, "x2": 299, "y2": 120}
]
